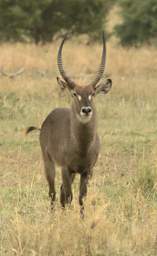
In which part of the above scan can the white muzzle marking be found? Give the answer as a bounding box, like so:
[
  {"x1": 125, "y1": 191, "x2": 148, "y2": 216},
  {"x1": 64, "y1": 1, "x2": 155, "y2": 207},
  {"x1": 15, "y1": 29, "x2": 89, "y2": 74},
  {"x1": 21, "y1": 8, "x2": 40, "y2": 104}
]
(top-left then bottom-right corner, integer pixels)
[{"x1": 77, "y1": 110, "x2": 93, "y2": 124}]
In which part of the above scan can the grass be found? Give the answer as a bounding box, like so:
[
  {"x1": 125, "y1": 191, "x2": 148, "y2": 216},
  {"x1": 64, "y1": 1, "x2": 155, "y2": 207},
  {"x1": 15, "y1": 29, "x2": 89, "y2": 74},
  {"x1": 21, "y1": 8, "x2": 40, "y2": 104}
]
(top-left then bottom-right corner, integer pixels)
[{"x1": 0, "y1": 40, "x2": 157, "y2": 255}]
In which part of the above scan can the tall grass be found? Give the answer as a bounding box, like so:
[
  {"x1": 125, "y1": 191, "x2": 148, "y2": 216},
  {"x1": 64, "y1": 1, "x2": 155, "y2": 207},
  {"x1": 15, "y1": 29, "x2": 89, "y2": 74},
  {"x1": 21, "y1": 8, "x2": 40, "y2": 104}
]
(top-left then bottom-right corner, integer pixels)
[{"x1": 0, "y1": 40, "x2": 157, "y2": 255}]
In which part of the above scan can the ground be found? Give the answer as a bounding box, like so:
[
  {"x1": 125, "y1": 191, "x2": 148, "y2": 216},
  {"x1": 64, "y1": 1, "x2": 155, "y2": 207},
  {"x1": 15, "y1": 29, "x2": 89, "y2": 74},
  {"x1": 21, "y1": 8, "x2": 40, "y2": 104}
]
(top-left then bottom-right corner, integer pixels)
[{"x1": 0, "y1": 41, "x2": 157, "y2": 255}]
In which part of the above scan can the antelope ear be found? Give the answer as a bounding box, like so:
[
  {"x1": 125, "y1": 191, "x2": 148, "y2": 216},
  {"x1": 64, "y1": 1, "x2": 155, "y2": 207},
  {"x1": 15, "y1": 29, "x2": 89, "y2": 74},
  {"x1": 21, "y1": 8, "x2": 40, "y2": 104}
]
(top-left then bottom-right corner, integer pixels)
[
  {"x1": 57, "y1": 77, "x2": 67, "y2": 90},
  {"x1": 95, "y1": 79, "x2": 112, "y2": 95}
]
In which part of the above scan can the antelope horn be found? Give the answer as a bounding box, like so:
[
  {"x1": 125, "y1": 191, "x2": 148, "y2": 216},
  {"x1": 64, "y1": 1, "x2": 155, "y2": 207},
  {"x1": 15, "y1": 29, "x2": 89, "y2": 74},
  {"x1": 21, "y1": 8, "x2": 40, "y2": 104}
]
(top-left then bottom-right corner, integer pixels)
[
  {"x1": 57, "y1": 35, "x2": 77, "y2": 89},
  {"x1": 88, "y1": 32, "x2": 106, "y2": 89}
]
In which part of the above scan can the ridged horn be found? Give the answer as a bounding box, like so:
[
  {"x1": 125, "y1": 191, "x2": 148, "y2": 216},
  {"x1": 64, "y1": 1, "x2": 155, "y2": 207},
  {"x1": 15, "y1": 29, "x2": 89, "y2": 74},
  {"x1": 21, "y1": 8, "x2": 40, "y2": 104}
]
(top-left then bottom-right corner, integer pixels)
[
  {"x1": 88, "y1": 32, "x2": 106, "y2": 89},
  {"x1": 57, "y1": 35, "x2": 77, "y2": 89}
]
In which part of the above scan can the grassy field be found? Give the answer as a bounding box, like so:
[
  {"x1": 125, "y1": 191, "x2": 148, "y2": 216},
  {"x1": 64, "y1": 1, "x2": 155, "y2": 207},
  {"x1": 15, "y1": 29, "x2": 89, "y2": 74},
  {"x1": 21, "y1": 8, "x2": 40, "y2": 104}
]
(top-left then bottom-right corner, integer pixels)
[{"x1": 0, "y1": 40, "x2": 157, "y2": 256}]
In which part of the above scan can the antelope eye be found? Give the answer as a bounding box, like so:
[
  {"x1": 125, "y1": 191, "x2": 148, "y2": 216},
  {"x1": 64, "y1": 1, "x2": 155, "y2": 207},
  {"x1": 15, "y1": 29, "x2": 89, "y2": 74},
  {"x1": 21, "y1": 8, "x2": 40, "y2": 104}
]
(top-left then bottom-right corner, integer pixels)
[{"x1": 72, "y1": 91, "x2": 77, "y2": 97}]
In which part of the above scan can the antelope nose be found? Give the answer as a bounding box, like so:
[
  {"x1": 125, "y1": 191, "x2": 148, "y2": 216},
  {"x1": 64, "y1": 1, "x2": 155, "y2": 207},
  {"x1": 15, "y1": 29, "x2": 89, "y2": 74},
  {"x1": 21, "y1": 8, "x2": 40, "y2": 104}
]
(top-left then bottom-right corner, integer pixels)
[{"x1": 81, "y1": 106, "x2": 92, "y2": 114}]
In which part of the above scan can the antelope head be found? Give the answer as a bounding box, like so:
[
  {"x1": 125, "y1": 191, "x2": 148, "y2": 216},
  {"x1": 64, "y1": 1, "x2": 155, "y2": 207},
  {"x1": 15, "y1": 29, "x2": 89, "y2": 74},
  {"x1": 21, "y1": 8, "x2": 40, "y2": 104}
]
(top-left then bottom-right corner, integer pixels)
[{"x1": 57, "y1": 33, "x2": 112, "y2": 124}]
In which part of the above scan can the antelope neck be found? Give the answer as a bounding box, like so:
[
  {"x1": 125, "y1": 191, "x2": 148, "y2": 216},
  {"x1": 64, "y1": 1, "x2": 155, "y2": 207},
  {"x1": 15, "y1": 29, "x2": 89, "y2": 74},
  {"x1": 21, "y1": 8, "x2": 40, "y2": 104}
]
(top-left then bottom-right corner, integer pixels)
[{"x1": 70, "y1": 108, "x2": 97, "y2": 154}]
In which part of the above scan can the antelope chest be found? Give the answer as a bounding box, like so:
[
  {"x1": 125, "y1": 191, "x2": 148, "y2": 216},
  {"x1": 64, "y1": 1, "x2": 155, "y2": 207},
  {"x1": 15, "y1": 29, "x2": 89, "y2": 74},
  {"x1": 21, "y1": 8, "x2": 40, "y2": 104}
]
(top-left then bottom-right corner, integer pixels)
[{"x1": 67, "y1": 141, "x2": 99, "y2": 174}]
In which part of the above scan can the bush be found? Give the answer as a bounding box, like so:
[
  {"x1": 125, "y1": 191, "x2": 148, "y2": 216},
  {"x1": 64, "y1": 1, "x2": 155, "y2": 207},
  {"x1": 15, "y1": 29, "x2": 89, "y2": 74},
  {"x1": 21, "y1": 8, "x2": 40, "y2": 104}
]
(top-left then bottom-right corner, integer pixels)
[
  {"x1": 115, "y1": 0, "x2": 157, "y2": 46},
  {"x1": 0, "y1": 0, "x2": 113, "y2": 43}
]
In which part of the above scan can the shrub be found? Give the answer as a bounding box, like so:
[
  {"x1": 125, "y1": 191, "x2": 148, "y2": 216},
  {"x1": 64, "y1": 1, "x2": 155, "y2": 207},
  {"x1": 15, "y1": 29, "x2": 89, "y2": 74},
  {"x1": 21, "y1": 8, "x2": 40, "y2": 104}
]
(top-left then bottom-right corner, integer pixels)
[{"x1": 115, "y1": 0, "x2": 157, "y2": 46}]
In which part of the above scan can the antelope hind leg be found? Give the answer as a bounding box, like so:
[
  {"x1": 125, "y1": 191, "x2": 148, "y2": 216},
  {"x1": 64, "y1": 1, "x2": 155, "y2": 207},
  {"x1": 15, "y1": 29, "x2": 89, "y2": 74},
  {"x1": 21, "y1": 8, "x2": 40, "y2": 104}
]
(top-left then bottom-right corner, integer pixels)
[{"x1": 43, "y1": 152, "x2": 56, "y2": 209}]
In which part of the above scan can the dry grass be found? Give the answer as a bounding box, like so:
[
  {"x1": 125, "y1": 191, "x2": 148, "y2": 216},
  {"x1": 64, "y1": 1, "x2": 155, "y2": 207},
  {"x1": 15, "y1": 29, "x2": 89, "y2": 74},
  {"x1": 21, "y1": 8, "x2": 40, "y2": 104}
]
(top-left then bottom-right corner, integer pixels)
[{"x1": 0, "y1": 40, "x2": 157, "y2": 256}]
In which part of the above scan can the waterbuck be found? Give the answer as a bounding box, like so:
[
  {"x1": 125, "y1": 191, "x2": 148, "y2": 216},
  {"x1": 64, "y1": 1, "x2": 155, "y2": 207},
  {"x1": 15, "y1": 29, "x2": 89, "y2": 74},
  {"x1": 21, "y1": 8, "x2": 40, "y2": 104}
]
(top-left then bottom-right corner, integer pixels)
[{"x1": 27, "y1": 33, "x2": 112, "y2": 214}]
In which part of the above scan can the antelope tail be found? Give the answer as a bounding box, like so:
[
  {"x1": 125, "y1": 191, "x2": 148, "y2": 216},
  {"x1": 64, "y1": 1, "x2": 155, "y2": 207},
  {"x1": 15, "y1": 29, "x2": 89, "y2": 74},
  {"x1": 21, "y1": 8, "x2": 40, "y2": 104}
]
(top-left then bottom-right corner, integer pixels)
[{"x1": 26, "y1": 126, "x2": 41, "y2": 135}]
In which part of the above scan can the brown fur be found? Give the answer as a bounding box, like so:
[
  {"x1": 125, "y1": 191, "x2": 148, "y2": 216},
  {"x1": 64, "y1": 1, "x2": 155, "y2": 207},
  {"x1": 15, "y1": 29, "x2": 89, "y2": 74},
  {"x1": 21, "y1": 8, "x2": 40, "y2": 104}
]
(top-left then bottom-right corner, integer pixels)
[
  {"x1": 27, "y1": 36, "x2": 112, "y2": 215},
  {"x1": 36, "y1": 79, "x2": 111, "y2": 215}
]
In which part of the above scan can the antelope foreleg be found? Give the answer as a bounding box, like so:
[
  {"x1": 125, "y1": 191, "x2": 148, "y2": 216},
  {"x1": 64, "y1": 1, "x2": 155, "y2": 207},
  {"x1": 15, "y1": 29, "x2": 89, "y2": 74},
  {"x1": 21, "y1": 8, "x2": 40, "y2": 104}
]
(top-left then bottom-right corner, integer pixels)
[
  {"x1": 60, "y1": 169, "x2": 75, "y2": 207},
  {"x1": 79, "y1": 173, "x2": 89, "y2": 218}
]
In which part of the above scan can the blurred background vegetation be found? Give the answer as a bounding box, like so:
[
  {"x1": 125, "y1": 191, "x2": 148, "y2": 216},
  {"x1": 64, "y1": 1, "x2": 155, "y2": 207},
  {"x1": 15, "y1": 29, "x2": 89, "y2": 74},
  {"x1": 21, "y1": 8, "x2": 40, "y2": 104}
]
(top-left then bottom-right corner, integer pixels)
[{"x1": 0, "y1": 0, "x2": 157, "y2": 46}]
